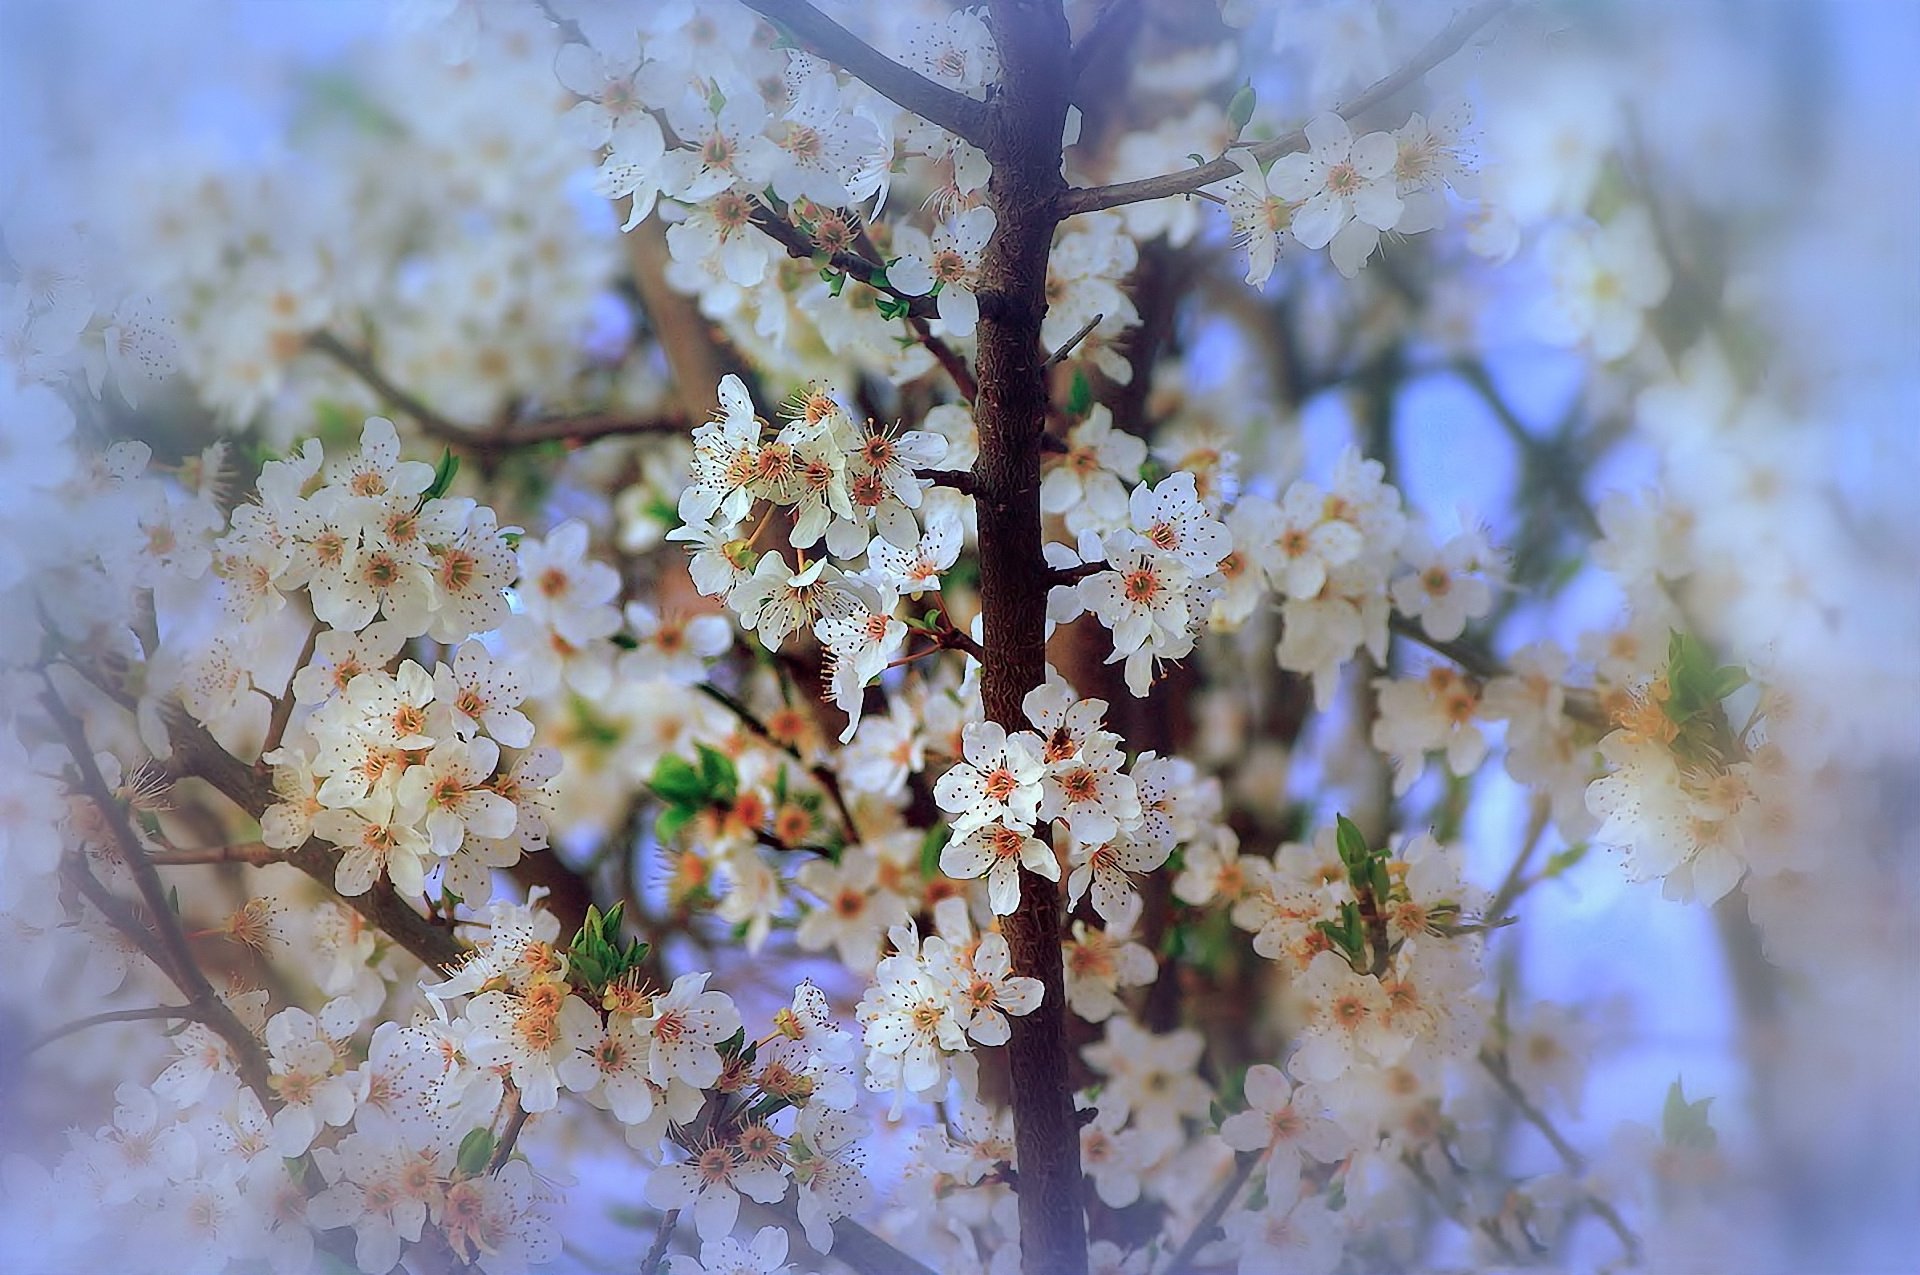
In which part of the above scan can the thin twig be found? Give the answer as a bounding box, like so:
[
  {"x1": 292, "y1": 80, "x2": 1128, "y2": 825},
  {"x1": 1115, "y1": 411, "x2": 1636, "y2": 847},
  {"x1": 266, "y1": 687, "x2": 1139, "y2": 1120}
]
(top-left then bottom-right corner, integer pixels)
[
  {"x1": 1158, "y1": 1150, "x2": 1258, "y2": 1275},
  {"x1": 1479, "y1": 1049, "x2": 1644, "y2": 1265},
  {"x1": 1058, "y1": 0, "x2": 1516, "y2": 216},
  {"x1": 18, "y1": 1003, "x2": 204, "y2": 1057},
  {"x1": 45, "y1": 679, "x2": 275, "y2": 1101},
  {"x1": 43, "y1": 678, "x2": 273, "y2": 1096},
  {"x1": 694, "y1": 682, "x2": 862, "y2": 841},
  {"x1": 637, "y1": 1209, "x2": 679, "y2": 1275},
  {"x1": 148, "y1": 842, "x2": 282, "y2": 866},
  {"x1": 486, "y1": 1093, "x2": 530, "y2": 1174},
  {"x1": 1041, "y1": 312, "x2": 1104, "y2": 370},
  {"x1": 309, "y1": 331, "x2": 685, "y2": 454},
  {"x1": 263, "y1": 619, "x2": 320, "y2": 758}
]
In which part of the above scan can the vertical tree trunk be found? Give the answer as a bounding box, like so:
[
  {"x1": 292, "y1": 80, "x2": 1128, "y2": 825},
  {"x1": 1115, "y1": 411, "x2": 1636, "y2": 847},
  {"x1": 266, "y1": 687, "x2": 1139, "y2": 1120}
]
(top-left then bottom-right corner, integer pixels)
[{"x1": 972, "y1": 4, "x2": 1086, "y2": 1272}]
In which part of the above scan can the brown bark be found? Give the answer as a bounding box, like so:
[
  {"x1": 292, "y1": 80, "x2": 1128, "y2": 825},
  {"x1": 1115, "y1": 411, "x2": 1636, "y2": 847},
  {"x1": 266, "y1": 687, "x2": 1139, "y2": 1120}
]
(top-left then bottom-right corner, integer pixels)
[{"x1": 971, "y1": 3, "x2": 1088, "y2": 1272}]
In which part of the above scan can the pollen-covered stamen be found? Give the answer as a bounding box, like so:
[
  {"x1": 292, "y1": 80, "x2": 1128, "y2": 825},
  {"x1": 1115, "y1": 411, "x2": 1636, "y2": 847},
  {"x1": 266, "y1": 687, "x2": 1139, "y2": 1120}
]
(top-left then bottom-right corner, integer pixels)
[
  {"x1": 1066, "y1": 937, "x2": 1115, "y2": 979},
  {"x1": 437, "y1": 548, "x2": 476, "y2": 592},
  {"x1": 720, "y1": 446, "x2": 759, "y2": 489},
  {"x1": 780, "y1": 123, "x2": 824, "y2": 163},
  {"x1": 1146, "y1": 520, "x2": 1180, "y2": 552},
  {"x1": 383, "y1": 506, "x2": 421, "y2": 544},
  {"x1": 1326, "y1": 162, "x2": 1361, "y2": 196},
  {"x1": 734, "y1": 1123, "x2": 786, "y2": 1167},
  {"x1": 986, "y1": 824, "x2": 1028, "y2": 862},
  {"x1": 651, "y1": 1009, "x2": 687, "y2": 1043},
  {"x1": 391, "y1": 702, "x2": 427, "y2": 739},
  {"x1": 313, "y1": 529, "x2": 347, "y2": 568},
  {"x1": 1122, "y1": 567, "x2": 1161, "y2": 604},
  {"x1": 983, "y1": 766, "x2": 1019, "y2": 802},
  {"x1": 710, "y1": 189, "x2": 755, "y2": 235},
  {"x1": 1059, "y1": 767, "x2": 1098, "y2": 804},
  {"x1": 1331, "y1": 992, "x2": 1372, "y2": 1030},
  {"x1": 754, "y1": 441, "x2": 797, "y2": 485},
  {"x1": 931, "y1": 248, "x2": 970, "y2": 285},
  {"x1": 700, "y1": 132, "x2": 736, "y2": 169},
  {"x1": 801, "y1": 458, "x2": 835, "y2": 494},
  {"x1": 811, "y1": 211, "x2": 857, "y2": 256},
  {"x1": 694, "y1": 1142, "x2": 739, "y2": 1186}
]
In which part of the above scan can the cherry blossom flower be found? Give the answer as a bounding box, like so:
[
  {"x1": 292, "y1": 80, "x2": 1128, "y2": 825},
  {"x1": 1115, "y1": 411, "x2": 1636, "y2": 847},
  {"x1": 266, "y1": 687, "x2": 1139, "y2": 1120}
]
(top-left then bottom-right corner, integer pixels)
[
  {"x1": 941, "y1": 820, "x2": 1059, "y2": 916},
  {"x1": 1039, "y1": 735, "x2": 1141, "y2": 846},
  {"x1": 1220, "y1": 1064, "x2": 1351, "y2": 1199},
  {"x1": 311, "y1": 781, "x2": 433, "y2": 897},
  {"x1": 1066, "y1": 830, "x2": 1170, "y2": 927},
  {"x1": 1391, "y1": 522, "x2": 1501, "y2": 642},
  {"x1": 645, "y1": 1133, "x2": 792, "y2": 1243},
  {"x1": 558, "y1": 1011, "x2": 657, "y2": 1126},
  {"x1": 789, "y1": 1106, "x2": 871, "y2": 1253},
  {"x1": 1532, "y1": 206, "x2": 1672, "y2": 360},
  {"x1": 889, "y1": 206, "x2": 997, "y2": 337},
  {"x1": 1041, "y1": 406, "x2": 1146, "y2": 535},
  {"x1": 398, "y1": 735, "x2": 518, "y2": 857},
  {"x1": 1219, "y1": 1184, "x2": 1344, "y2": 1275},
  {"x1": 462, "y1": 979, "x2": 600, "y2": 1112},
  {"x1": 263, "y1": 1007, "x2": 356, "y2": 1157},
  {"x1": 1062, "y1": 917, "x2": 1156, "y2": 1023},
  {"x1": 935, "y1": 930, "x2": 1043, "y2": 1046},
  {"x1": 1269, "y1": 113, "x2": 1402, "y2": 274},
  {"x1": 665, "y1": 1224, "x2": 794, "y2": 1275},
  {"x1": 934, "y1": 721, "x2": 1048, "y2": 834},
  {"x1": 637, "y1": 971, "x2": 743, "y2": 1089},
  {"x1": 431, "y1": 640, "x2": 534, "y2": 748}
]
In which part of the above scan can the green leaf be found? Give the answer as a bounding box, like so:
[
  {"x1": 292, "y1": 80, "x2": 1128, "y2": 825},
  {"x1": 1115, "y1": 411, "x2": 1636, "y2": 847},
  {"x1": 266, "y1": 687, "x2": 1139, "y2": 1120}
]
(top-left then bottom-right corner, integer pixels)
[
  {"x1": 696, "y1": 744, "x2": 738, "y2": 804},
  {"x1": 1066, "y1": 369, "x2": 1093, "y2": 417},
  {"x1": 456, "y1": 1127, "x2": 496, "y2": 1177},
  {"x1": 1367, "y1": 857, "x2": 1392, "y2": 904},
  {"x1": 1227, "y1": 81, "x2": 1257, "y2": 137},
  {"x1": 655, "y1": 804, "x2": 697, "y2": 844},
  {"x1": 875, "y1": 294, "x2": 912, "y2": 321},
  {"x1": 424, "y1": 448, "x2": 460, "y2": 501},
  {"x1": 1662, "y1": 1079, "x2": 1717, "y2": 1151},
  {"x1": 1334, "y1": 815, "x2": 1371, "y2": 875},
  {"x1": 1542, "y1": 843, "x2": 1588, "y2": 878},
  {"x1": 920, "y1": 824, "x2": 952, "y2": 880},
  {"x1": 650, "y1": 754, "x2": 708, "y2": 807}
]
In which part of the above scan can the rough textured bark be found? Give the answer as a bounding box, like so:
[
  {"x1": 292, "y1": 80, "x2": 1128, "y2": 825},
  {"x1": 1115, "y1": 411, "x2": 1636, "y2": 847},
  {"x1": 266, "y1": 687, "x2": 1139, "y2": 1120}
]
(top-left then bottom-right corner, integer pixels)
[{"x1": 972, "y1": 3, "x2": 1087, "y2": 1272}]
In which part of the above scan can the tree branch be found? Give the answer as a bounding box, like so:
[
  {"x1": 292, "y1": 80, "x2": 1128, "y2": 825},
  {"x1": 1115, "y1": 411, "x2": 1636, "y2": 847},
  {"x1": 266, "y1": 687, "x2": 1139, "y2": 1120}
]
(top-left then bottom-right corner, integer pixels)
[
  {"x1": 970, "y1": 2, "x2": 1087, "y2": 1270},
  {"x1": 161, "y1": 712, "x2": 467, "y2": 971},
  {"x1": 1157, "y1": 1149, "x2": 1257, "y2": 1275},
  {"x1": 1057, "y1": 0, "x2": 1516, "y2": 217},
  {"x1": 42, "y1": 678, "x2": 275, "y2": 1101},
  {"x1": 694, "y1": 681, "x2": 862, "y2": 842},
  {"x1": 747, "y1": 203, "x2": 978, "y2": 401},
  {"x1": 309, "y1": 331, "x2": 685, "y2": 456},
  {"x1": 17, "y1": 1003, "x2": 205, "y2": 1058},
  {"x1": 738, "y1": 0, "x2": 992, "y2": 148},
  {"x1": 1479, "y1": 1048, "x2": 1643, "y2": 1264}
]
